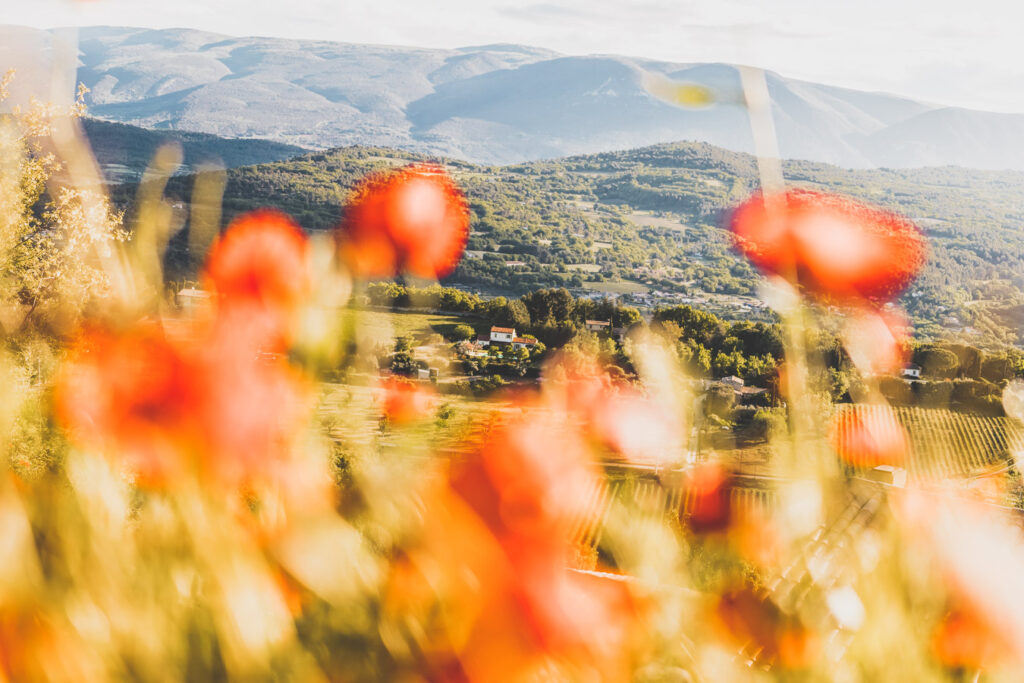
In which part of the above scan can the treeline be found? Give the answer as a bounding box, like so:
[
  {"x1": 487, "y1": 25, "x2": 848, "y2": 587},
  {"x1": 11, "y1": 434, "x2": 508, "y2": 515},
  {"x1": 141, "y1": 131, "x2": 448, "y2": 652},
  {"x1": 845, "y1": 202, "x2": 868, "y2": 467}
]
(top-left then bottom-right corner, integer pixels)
[
  {"x1": 106, "y1": 137, "x2": 1024, "y2": 342},
  {"x1": 650, "y1": 305, "x2": 783, "y2": 386},
  {"x1": 360, "y1": 283, "x2": 641, "y2": 347},
  {"x1": 363, "y1": 282, "x2": 1023, "y2": 414}
]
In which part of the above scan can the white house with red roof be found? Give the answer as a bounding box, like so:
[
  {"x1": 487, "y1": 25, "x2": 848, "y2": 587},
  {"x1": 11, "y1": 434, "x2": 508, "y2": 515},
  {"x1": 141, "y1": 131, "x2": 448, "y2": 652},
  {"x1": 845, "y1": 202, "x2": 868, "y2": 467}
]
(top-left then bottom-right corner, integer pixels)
[
  {"x1": 490, "y1": 326, "x2": 516, "y2": 343},
  {"x1": 476, "y1": 326, "x2": 538, "y2": 350}
]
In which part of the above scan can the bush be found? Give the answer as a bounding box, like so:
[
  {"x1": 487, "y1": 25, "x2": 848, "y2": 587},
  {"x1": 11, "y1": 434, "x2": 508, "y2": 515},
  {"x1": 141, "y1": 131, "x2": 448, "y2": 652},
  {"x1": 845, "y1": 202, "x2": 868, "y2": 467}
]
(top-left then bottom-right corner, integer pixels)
[{"x1": 449, "y1": 324, "x2": 476, "y2": 342}]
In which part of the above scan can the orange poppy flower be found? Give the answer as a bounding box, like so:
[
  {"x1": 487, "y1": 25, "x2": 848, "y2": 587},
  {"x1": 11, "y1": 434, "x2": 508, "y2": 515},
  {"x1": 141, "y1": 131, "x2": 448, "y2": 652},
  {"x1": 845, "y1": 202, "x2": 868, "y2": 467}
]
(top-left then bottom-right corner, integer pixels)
[
  {"x1": 379, "y1": 377, "x2": 435, "y2": 424},
  {"x1": 933, "y1": 606, "x2": 1013, "y2": 670},
  {"x1": 728, "y1": 189, "x2": 925, "y2": 304},
  {"x1": 450, "y1": 414, "x2": 600, "y2": 543},
  {"x1": 203, "y1": 209, "x2": 311, "y2": 350},
  {"x1": 714, "y1": 587, "x2": 818, "y2": 670},
  {"x1": 54, "y1": 323, "x2": 200, "y2": 486},
  {"x1": 55, "y1": 319, "x2": 309, "y2": 488},
  {"x1": 681, "y1": 462, "x2": 734, "y2": 534},
  {"x1": 339, "y1": 163, "x2": 470, "y2": 280},
  {"x1": 829, "y1": 408, "x2": 908, "y2": 469}
]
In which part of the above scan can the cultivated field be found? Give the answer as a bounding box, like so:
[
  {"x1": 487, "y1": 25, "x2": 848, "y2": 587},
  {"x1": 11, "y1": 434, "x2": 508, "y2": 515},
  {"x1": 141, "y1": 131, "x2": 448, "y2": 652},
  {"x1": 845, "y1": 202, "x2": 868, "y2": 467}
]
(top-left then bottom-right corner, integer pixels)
[{"x1": 342, "y1": 308, "x2": 471, "y2": 347}]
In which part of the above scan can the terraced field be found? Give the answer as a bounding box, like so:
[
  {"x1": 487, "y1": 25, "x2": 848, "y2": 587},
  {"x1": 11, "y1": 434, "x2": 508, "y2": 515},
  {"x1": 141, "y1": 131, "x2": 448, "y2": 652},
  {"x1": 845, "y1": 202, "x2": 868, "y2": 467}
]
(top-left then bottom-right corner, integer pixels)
[{"x1": 834, "y1": 404, "x2": 1024, "y2": 481}]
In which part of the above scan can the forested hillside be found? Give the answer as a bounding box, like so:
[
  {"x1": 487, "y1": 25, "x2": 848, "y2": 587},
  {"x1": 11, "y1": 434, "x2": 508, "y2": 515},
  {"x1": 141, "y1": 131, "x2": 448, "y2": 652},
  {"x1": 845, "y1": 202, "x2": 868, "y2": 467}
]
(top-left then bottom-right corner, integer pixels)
[
  {"x1": 82, "y1": 118, "x2": 306, "y2": 180},
  {"x1": 109, "y1": 140, "x2": 1024, "y2": 343}
]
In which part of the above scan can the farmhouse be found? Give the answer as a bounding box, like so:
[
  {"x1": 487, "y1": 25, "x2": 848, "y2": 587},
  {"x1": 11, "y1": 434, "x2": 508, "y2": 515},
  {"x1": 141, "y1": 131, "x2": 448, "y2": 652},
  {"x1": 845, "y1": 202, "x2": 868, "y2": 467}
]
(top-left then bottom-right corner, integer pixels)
[
  {"x1": 902, "y1": 363, "x2": 922, "y2": 379},
  {"x1": 476, "y1": 327, "x2": 538, "y2": 349},
  {"x1": 177, "y1": 287, "x2": 210, "y2": 314},
  {"x1": 490, "y1": 326, "x2": 515, "y2": 343},
  {"x1": 720, "y1": 376, "x2": 745, "y2": 391},
  {"x1": 585, "y1": 319, "x2": 611, "y2": 333}
]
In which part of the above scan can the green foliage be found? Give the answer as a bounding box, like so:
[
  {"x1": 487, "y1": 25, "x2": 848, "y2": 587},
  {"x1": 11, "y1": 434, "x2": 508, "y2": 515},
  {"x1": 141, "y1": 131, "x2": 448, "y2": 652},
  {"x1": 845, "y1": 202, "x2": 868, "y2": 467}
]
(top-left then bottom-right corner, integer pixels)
[
  {"x1": 103, "y1": 137, "x2": 1024, "y2": 341},
  {"x1": 915, "y1": 346, "x2": 959, "y2": 379},
  {"x1": 704, "y1": 383, "x2": 736, "y2": 419},
  {"x1": 449, "y1": 324, "x2": 475, "y2": 342}
]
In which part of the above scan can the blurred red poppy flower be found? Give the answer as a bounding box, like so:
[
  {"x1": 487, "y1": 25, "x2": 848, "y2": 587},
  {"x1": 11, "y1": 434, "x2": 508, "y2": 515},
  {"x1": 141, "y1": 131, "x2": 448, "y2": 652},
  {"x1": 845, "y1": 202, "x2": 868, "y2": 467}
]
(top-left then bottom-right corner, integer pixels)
[
  {"x1": 714, "y1": 587, "x2": 818, "y2": 670},
  {"x1": 203, "y1": 209, "x2": 311, "y2": 349},
  {"x1": 829, "y1": 408, "x2": 908, "y2": 469},
  {"x1": 54, "y1": 323, "x2": 200, "y2": 486},
  {"x1": 379, "y1": 377, "x2": 435, "y2": 424},
  {"x1": 339, "y1": 163, "x2": 470, "y2": 280},
  {"x1": 933, "y1": 606, "x2": 1012, "y2": 670},
  {"x1": 55, "y1": 319, "x2": 309, "y2": 488},
  {"x1": 728, "y1": 189, "x2": 925, "y2": 303},
  {"x1": 681, "y1": 462, "x2": 733, "y2": 533},
  {"x1": 450, "y1": 414, "x2": 599, "y2": 544}
]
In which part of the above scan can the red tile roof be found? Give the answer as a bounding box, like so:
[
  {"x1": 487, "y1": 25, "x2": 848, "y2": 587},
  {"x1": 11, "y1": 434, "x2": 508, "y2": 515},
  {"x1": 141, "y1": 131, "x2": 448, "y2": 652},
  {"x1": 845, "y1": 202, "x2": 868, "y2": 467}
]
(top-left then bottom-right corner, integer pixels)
[{"x1": 491, "y1": 326, "x2": 515, "y2": 334}]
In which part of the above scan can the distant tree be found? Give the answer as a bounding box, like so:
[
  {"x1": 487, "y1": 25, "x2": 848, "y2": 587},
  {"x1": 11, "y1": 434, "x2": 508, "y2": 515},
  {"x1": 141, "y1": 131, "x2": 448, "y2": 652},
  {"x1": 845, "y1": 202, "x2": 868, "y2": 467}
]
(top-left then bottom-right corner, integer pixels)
[
  {"x1": 916, "y1": 347, "x2": 959, "y2": 379},
  {"x1": 449, "y1": 324, "x2": 475, "y2": 342},
  {"x1": 522, "y1": 288, "x2": 575, "y2": 326},
  {"x1": 390, "y1": 352, "x2": 416, "y2": 376},
  {"x1": 946, "y1": 343, "x2": 982, "y2": 379},
  {"x1": 704, "y1": 384, "x2": 735, "y2": 419},
  {"x1": 653, "y1": 305, "x2": 724, "y2": 348},
  {"x1": 0, "y1": 72, "x2": 126, "y2": 333},
  {"x1": 613, "y1": 305, "x2": 642, "y2": 329},
  {"x1": 915, "y1": 380, "x2": 954, "y2": 408},
  {"x1": 981, "y1": 354, "x2": 1013, "y2": 383},
  {"x1": 712, "y1": 350, "x2": 746, "y2": 379}
]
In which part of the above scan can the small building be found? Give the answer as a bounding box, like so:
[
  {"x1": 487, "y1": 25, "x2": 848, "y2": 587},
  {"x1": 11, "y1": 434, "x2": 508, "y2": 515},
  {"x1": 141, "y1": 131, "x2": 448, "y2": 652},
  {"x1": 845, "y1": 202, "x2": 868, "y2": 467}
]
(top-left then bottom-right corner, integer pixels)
[
  {"x1": 902, "y1": 364, "x2": 921, "y2": 379},
  {"x1": 490, "y1": 326, "x2": 516, "y2": 343},
  {"x1": 504, "y1": 260, "x2": 528, "y2": 269},
  {"x1": 585, "y1": 320, "x2": 611, "y2": 333},
  {"x1": 862, "y1": 465, "x2": 907, "y2": 488},
  {"x1": 177, "y1": 287, "x2": 210, "y2": 314},
  {"x1": 456, "y1": 341, "x2": 489, "y2": 358},
  {"x1": 720, "y1": 376, "x2": 745, "y2": 391},
  {"x1": 737, "y1": 386, "x2": 769, "y2": 405},
  {"x1": 512, "y1": 336, "x2": 538, "y2": 350}
]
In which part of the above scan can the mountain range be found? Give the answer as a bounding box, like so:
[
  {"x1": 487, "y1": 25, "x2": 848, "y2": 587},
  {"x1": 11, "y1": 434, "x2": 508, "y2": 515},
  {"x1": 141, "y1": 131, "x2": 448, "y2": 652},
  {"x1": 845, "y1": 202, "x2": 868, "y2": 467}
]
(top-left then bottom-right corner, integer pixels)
[{"x1": 3, "y1": 24, "x2": 1024, "y2": 169}]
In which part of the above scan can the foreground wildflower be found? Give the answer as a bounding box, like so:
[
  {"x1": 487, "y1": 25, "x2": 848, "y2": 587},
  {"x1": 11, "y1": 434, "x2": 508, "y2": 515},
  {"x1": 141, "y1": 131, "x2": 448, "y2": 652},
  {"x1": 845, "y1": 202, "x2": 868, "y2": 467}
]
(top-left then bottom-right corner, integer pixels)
[
  {"x1": 55, "y1": 321, "x2": 308, "y2": 487},
  {"x1": 681, "y1": 462, "x2": 734, "y2": 534},
  {"x1": 203, "y1": 209, "x2": 311, "y2": 350},
  {"x1": 339, "y1": 163, "x2": 470, "y2": 279},
  {"x1": 378, "y1": 377, "x2": 434, "y2": 424},
  {"x1": 728, "y1": 189, "x2": 925, "y2": 303},
  {"x1": 54, "y1": 323, "x2": 198, "y2": 486},
  {"x1": 933, "y1": 606, "x2": 1013, "y2": 671},
  {"x1": 829, "y1": 407, "x2": 908, "y2": 469},
  {"x1": 57, "y1": 210, "x2": 312, "y2": 486},
  {"x1": 398, "y1": 411, "x2": 645, "y2": 680},
  {"x1": 714, "y1": 587, "x2": 818, "y2": 670}
]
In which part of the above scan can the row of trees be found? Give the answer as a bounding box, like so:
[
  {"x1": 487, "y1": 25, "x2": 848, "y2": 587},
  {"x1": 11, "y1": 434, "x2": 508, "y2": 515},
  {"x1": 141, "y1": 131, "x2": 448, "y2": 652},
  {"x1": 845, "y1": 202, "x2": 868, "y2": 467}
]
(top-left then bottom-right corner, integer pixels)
[{"x1": 360, "y1": 283, "x2": 1024, "y2": 414}]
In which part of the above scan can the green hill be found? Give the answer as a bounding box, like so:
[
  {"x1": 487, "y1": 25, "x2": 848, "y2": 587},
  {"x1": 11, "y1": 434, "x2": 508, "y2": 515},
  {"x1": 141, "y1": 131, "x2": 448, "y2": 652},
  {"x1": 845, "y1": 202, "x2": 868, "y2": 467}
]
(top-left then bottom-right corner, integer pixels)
[
  {"x1": 110, "y1": 141, "x2": 1024, "y2": 342},
  {"x1": 82, "y1": 118, "x2": 307, "y2": 181}
]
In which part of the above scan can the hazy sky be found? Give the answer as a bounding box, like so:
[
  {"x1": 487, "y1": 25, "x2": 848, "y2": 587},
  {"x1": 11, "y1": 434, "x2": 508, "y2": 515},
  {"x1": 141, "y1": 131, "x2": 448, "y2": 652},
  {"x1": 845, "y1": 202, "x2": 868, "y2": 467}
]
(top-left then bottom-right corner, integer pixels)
[{"x1": 5, "y1": 0, "x2": 1023, "y2": 112}]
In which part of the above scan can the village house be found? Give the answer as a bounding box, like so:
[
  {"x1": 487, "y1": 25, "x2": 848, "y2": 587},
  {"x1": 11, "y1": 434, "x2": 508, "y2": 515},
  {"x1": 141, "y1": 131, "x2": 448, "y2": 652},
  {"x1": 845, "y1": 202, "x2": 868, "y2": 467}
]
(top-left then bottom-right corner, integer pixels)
[
  {"x1": 177, "y1": 286, "x2": 210, "y2": 314},
  {"x1": 455, "y1": 341, "x2": 488, "y2": 358},
  {"x1": 902, "y1": 364, "x2": 922, "y2": 379},
  {"x1": 720, "y1": 375, "x2": 745, "y2": 392},
  {"x1": 585, "y1": 319, "x2": 611, "y2": 333},
  {"x1": 476, "y1": 326, "x2": 538, "y2": 350},
  {"x1": 490, "y1": 326, "x2": 515, "y2": 343}
]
